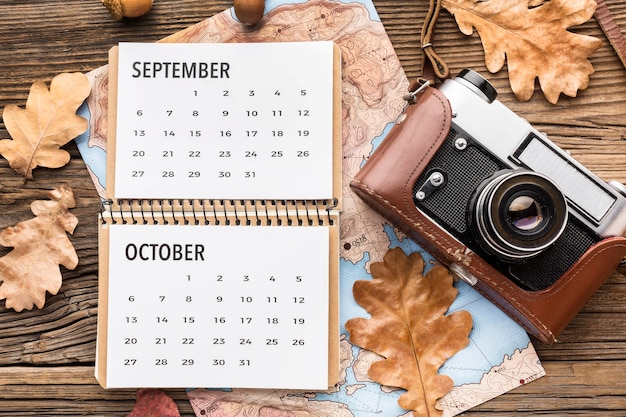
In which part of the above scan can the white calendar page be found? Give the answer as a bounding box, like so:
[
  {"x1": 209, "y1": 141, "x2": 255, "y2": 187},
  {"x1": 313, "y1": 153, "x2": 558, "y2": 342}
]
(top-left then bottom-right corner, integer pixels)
[
  {"x1": 112, "y1": 41, "x2": 335, "y2": 200},
  {"x1": 102, "y1": 223, "x2": 330, "y2": 389}
]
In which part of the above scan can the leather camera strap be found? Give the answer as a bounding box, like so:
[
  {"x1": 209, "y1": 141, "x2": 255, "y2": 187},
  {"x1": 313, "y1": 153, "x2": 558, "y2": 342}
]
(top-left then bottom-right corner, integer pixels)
[
  {"x1": 420, "y1": 0, "x2": 449, "y2": 83},
  {"x1": 595, "y1": 0, "x2": 626, "y2": 70}
]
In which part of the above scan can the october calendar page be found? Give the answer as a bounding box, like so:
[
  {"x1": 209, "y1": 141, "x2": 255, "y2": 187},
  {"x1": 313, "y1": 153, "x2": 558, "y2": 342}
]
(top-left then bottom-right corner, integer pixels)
[{"x1": 104, "y1": 223, "x2": 330, "y2": 389}]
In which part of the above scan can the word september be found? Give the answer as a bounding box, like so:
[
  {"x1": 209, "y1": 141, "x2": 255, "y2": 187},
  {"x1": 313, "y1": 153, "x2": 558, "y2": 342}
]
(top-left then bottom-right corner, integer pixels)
[{"x1": 131, "y1": 61, "x2": 231, "y2": 79}]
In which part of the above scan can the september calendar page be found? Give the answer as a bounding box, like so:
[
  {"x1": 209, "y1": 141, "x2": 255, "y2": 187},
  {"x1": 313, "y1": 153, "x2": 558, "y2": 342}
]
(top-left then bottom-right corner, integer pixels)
[{"x1": 110, "y1": 41, "x2": 336, "y2": 201}]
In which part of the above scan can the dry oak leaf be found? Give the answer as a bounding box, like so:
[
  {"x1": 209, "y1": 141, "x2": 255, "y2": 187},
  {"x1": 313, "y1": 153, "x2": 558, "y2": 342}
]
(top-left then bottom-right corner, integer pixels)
[
  {"x1": 442, "y1": 0, "x2": 603, "y2": 103},
  {"x1": 127, "y1": 389, "x2": 181, "y2": 417},
  {"x1": 345, "y1": 248, "x2": 472, "y2": 417},
  {"x1": 0, "y1": 186, "x2": 78, "y2": 312},
  {"x1": 0, "y1": 72, "x2": 91, "y2": 179}
]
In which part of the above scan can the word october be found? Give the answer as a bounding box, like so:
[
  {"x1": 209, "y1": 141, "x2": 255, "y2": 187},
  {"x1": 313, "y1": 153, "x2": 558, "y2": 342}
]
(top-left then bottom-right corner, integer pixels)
[
  {"x1": 131, "y1": 61, "x2": 231, "y2": 79},
  {"x1": 125, "y1": 243, "x2": 206, "y2": 261}
]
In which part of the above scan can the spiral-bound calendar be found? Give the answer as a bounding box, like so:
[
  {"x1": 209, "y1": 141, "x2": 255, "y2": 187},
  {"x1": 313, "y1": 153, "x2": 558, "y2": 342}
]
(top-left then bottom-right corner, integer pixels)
[{"x1": 96, "y1": 41, "x2": 341, "y2": 389}]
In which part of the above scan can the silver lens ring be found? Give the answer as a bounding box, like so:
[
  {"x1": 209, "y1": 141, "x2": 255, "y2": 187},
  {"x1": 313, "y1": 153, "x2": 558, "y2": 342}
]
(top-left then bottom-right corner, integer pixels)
[{"x1": 468, "y1": 170, "x2": 568, "y2": 262}]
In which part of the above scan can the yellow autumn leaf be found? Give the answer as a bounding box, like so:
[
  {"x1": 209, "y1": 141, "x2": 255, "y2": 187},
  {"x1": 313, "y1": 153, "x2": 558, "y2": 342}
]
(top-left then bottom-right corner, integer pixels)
[
  {"x1": 345, "y1": 248, "x2": 472, "y2": 417},
  {"x1": 442, "y1": 0, "x2": 603, "y2": 103},
  {"x1": 0, "y1": 186, "x2": 79, "y2": 312},
  {"x1": 0, "y1": 72, "x2": 91, "y2": 179}
]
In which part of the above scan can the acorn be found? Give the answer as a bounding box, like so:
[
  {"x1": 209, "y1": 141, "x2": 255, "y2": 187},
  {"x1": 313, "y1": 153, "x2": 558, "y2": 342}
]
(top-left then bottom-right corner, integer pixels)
[
  {"x1": 234, "y1": 0, "x2": 265, "y2": 25},
  {"x1": 102, "y1": 0, "x2": 153, "y2": 20}
]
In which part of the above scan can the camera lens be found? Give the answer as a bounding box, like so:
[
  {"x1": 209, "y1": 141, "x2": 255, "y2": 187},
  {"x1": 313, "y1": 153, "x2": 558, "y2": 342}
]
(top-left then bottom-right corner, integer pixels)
[
  {"x1": 467, "y1": 170, "x2": 568, "y2": 261},
  {"x1": 507, "y1": 195, "x2": 543, "y2": 231}
]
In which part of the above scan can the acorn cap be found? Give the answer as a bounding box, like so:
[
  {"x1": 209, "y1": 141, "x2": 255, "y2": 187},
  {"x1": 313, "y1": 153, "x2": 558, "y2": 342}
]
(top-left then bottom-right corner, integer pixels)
[{"x1": 102, "y1": 0, "x2": 123, "y2": 20}]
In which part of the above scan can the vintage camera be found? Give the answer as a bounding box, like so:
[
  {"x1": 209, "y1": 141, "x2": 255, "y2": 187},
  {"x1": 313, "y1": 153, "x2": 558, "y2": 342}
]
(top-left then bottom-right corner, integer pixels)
[{"x1": 412, "y1": 69, "x2": 626, "y2": 291}]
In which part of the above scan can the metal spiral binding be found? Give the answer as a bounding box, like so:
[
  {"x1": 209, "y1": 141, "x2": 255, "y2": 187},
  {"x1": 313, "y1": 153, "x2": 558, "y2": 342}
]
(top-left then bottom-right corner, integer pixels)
[
  {"x1": 99, "y1": 199, "x2": 114, "y2": 224},
  {"x1": 100, "y1": 198, "x2": 338, "y2": 227}
]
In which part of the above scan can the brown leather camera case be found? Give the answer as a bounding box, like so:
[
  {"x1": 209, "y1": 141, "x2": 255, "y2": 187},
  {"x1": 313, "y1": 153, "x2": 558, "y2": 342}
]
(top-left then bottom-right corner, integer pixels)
[{"x1": 350, "y1": 86, "x2": 626, "y2": 343}]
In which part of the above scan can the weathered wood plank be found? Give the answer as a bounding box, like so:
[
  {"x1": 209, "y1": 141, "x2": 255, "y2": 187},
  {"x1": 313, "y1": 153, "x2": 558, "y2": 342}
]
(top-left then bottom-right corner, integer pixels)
[
  {"x1": 467, "y1": 361, "x2": 626, "y2": 415},
  {"x1": 0, "y1": 361, "x2": 622, "y2": 416}
]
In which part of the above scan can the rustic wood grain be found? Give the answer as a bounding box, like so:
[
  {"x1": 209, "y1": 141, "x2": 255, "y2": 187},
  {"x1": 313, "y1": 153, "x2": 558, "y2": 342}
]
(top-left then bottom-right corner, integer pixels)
[{"x1": 0, "y1": 0, "x2": 626, "y2": 415}]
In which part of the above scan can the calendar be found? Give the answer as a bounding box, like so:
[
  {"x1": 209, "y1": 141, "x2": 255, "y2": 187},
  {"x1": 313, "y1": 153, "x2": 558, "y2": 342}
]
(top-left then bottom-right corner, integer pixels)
[
  {"x1": 96, "y1": 41, "x2": 341, "y2": 390},
  {"x1": 110, "y1": 42, "x2": 336, "y2": 201}
]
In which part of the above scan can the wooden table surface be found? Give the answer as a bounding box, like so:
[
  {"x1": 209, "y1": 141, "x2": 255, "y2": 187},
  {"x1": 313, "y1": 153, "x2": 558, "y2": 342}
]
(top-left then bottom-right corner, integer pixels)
[{"x1": 1, "y1": 0, "x2": 625, "y2": 415}]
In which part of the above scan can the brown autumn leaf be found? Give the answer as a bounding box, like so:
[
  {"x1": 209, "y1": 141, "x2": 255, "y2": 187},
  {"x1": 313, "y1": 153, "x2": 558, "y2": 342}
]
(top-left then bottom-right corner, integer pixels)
[
  {"x1": 0, "y1": 186, "x2": 78, "y2": 312},
  {"x1": 127, "y1": 389, "x2": 181, "y2": 417},
  {"x1": 442, "y1": 0, "x2": 603, "y2": 103},
  {"x1": 0, "y1": 72, "x2": 91, "y2": 179},
  {"x1": 345, "y1": 247, "x2": 472, "y2": 417}
]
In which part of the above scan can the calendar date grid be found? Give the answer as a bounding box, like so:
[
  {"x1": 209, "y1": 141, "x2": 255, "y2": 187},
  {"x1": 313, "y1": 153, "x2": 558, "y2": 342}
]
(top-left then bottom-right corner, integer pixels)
[
  {"x1": 110, "y1": 270, "x2": 325, "y2": 373},
  {"x1": 118, "y1": 86, "x2": 328, "y2": 187}
]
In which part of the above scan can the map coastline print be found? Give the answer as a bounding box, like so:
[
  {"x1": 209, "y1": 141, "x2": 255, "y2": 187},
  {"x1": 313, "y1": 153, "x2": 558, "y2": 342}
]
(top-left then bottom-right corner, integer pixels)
[{"x1": 75, "y1": 0, "x2": 546, "y2": 415}]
